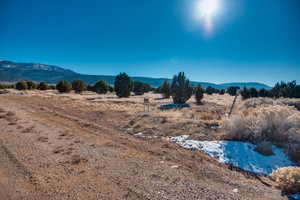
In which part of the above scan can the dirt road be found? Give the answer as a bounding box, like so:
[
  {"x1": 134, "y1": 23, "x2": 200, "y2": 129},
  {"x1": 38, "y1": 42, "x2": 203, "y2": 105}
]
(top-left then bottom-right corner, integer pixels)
[{"x1": 0, "y1": 93, "x2": 286, "y2": 199}]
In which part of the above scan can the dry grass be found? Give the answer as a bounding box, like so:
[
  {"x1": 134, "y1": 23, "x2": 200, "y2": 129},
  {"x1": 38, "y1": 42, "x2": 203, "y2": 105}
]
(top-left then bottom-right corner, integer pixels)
[
  {"x1": 224, "y1": 98, "x2": 300, "y2": 162},
  {"x1": 271, "y1": 167, "x2": 300, "y2": 193}
]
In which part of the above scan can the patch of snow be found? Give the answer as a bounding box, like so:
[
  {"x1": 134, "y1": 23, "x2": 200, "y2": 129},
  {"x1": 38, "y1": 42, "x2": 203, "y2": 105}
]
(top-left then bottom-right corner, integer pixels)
[
  {"x1": 232, "y1": 188, "x2": 238, "y2": 193},
  {"x1": 134, "y1": 132, "x2": 144, "y2": 137},
  {"x1": 211, "y1": 125, "x2": 221, "y2": 130},
  {"x1": 134, "y1": 132, "x2": 158, "y2": 139},
  {"x1": 169, "y1": 135, "x2": 189, "y2": 143},
  {"x1": 169, "y1": 135, "x2": 297, "y2": 175}
]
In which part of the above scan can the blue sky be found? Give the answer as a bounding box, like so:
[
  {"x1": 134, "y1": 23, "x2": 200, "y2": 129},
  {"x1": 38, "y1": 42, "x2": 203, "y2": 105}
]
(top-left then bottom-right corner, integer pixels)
[{"x1": 0, "y1": 0, "x2": 299, "y2": 86}]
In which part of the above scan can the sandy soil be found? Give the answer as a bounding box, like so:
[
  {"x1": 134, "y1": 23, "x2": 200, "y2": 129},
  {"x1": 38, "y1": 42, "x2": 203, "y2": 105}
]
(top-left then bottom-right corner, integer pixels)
[{"x1": 0, "y1": 90, "x2": 287, "y2": 200}]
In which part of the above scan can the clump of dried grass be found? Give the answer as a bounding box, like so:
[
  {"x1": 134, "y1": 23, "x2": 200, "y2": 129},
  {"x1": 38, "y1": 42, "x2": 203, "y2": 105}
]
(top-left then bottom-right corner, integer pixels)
[
  {"x1": 224, "y1": 98, "x2": 300, "y2": 162},
  {"x1": 271, "y1": 167, "x2": 300, "y2": 194},
  {"x1": 241, "y1": 97, "x2": 283, "y2": 109}
]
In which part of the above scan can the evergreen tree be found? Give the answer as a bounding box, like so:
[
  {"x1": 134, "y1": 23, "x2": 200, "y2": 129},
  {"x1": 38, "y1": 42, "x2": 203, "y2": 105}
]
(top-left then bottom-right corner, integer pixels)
[
  {"x1": 72, "y1": 79, "x2": 86, "y2": 93},
  {"x1": 49, "y1": 85, "x2": 56, "y2": 90},
  {"x1": 160, "y1": 80, "x2": 171, "y2": 98},
  {"x1": 241, "y1": 87, "x2": 251, "y2": 100},
  {"x1": 249, "y1": 88, "x2": 258, "y2": 98},
  {"x1": 170, "y1": 72, "x2": 193, "y2": 104},
  {"x1": 108, "y1": 85, "x2": 114, "y2": 93},
  {"x1": 16, "y1": 81, "x2": 28, "y2": 90},
  {"x1": 37, "y1": 82, "x2": 49, "y2": 90},
  {"x1": 258, "y1": 88, "x2": 270, "y2": 97},
  {"x1": 133, "y1": 81, "x2": 146, "y2": 95},
  {"x1": 226, "y1": 86, "x2": 240, "y2": 96},
  {"x1": 194, "y1": 84, "x2": 204, "y2": 104},
  {"x1": 93, "y1": 80, "x2": 108, "y2": 94},
  {"x1": 205, "y1": 86, "x2": 215, "y2": 95},
  {"x1": 26, "y1": 81, "x2": 37, "y2": 90},
  {"x1": 114, "y1": 73, "x2": 132, "y2": 98},
  {"x1": 219, "y1": 89, "x2": 225, "y2": 95},
  {"x1": 56, "y1": 80, "x2": 72, "y2": 93}
]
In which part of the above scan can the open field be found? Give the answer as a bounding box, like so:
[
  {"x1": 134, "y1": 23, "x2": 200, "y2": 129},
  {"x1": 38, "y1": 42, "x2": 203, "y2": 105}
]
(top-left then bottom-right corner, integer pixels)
[{"x1": 0, "y1": 90, "x2": 295, "y2": 199}]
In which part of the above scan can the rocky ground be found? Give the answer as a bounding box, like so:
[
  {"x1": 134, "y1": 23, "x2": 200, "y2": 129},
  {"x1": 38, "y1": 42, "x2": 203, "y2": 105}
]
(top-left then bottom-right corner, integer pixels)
[{"x1": 0, "y1": 90, "x2": 287, "y2": 199}]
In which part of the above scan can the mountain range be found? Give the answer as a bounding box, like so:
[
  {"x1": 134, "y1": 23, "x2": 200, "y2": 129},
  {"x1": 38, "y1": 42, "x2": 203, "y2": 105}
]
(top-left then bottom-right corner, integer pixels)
[{"x1": 0, "y1": 60, "x2": 272, "y2": 90}]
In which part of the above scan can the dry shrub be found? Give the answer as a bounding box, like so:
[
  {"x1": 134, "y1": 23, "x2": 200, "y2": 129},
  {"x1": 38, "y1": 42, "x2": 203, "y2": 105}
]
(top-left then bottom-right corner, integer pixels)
[
  {"x1": 224, "y1": 99, "x2": 300, "y2": 162},
  {"x1": 271, "y1": 167, "x2": 300, "y2": 193},
  {"x1": 241, "y1": 97, "x2": 283, "y2": 109}
]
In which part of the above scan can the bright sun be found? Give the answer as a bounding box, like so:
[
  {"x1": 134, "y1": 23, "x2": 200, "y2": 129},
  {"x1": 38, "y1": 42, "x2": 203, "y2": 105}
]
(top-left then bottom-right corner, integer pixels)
[
  {"x1": 194, "y1": 0, "x2": 221, "y2": 35},
  {"x1": 197, "y1": 0, "x2": 220, "y2": 19}
]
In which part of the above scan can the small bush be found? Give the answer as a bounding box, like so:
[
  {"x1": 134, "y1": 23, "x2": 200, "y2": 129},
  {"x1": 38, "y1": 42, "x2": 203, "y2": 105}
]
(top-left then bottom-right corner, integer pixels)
[
  {"x1": 56, "y1": 80, "x2": 72, "y2": 93},
  {"x1": 271, "y1": 167, "x2": 300, "y2": 194},
  {"x1": 72, "y1": 79, "x2": 86, "y2": 93},
  {"x1": 37, "y1": 82, "x2": 49, "y2": 90},
  {"x1": 16, "y1": 81, "x2": 28, "y2": 90}
]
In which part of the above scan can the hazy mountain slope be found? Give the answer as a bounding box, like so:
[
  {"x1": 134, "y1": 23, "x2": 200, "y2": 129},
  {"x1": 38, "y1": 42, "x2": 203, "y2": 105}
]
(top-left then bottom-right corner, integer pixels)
[{"x1": 0, "y1": 60, "x2": 272, "y2": 89}]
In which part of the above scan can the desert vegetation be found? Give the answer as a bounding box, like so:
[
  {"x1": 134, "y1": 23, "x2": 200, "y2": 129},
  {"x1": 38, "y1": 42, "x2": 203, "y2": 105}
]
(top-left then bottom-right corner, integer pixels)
[
  {"x1": 1, "y1": 74, "x2": 300, "y2": 199},
  {"x1": 271, "y1": 167, "x2": 300, "y2": 194},
  {"x1": 224, "y1": 98, "x2": 300, "y2": 163}
]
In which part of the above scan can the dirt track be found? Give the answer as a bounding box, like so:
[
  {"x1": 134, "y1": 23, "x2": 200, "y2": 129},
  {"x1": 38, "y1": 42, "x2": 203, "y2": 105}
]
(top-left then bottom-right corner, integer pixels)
[{"x1": 0, "y1": 92, "x2": 287, "y2": 200}]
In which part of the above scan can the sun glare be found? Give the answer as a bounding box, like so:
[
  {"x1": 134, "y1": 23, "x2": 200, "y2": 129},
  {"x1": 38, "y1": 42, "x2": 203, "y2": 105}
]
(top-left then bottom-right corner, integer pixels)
[
  {"x1": 197, "y1": 0, "x2": 220, "y2": 19},
  {"x1": 194, "y1": 0, "x2": 221, "y2": 35}
]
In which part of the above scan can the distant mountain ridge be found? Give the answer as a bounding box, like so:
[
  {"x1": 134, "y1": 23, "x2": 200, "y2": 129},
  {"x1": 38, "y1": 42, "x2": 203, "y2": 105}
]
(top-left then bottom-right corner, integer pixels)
[{"x1": 0, "y1": 60, "x2": 272, "y2": 90}]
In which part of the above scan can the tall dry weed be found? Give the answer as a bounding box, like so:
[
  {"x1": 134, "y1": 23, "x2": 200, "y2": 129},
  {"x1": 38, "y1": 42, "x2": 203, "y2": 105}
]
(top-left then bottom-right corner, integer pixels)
[
  {"x1": 271, "y1": 167, "x2": 300, "y2": 193},
  {"x1": 224, "y1": 98, "x2": 300, "y2": 162}
]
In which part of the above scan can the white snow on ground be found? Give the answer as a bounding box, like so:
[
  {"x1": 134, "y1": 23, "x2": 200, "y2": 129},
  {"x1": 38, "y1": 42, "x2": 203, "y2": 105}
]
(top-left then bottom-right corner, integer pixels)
[{"x1": 170, "y1": 135, "x2": 297, "y2": 175}]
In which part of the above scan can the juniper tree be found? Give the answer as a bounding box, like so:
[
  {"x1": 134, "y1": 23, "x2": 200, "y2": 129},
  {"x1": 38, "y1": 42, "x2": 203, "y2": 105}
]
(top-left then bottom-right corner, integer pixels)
[
  {"x1": 56, "y1": 80, "x2": 72, "y2": 93},
  {"x1": 37, "y1": 82, "x2": 49, "y2": 90},
  {"x1": 114, "y1": 73, "x2": 132, "y2": 98},
  {"x1": 160, "y1": 80, "x2": 171, "y2": 98},
  {"x1": 219, "y1": 89, "x2": 225, "y2": 95},
  {"x1": 170, "y1": 72, "x2": 193, "y2": 104},
  {"x1": 241, "y1": 87, "x2": 251, "y2": 100},
  {"x1": 249, "y1": 88, "x2": 258, "y2": 98},
  {"x1": 93, "y1": 80, "x2": 108, "y2": 94},
  {"x1": 194, "y1": 84, "x2": 204, "y2": 104},
  {"x1": 108, "y1": 85, "x2": 114, "y2": 93},
  {"x1": 205, "y1": 86, "x2": 215, "y2": 95},
  {"x1": 72, "y1": 79, "x2": 86, "y2": 93},
  {"x1": 226, "y1": 86, "x2": 240, "y2": 96},
  {"x1": 26, "y1": 81, "x2": 37, "y2": 90},
  {"x1": 16, "y1": 81, "x2": 28, "y2": 90},
  {"x1": 133, "y1": 81, "x2": 146, "y2": 95}
]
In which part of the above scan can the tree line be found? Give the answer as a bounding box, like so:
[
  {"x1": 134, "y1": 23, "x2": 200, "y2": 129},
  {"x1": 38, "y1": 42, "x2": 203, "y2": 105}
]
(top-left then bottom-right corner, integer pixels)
[{"x1": 1, "y1": 73, "x2": 299, "y2": 103}]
